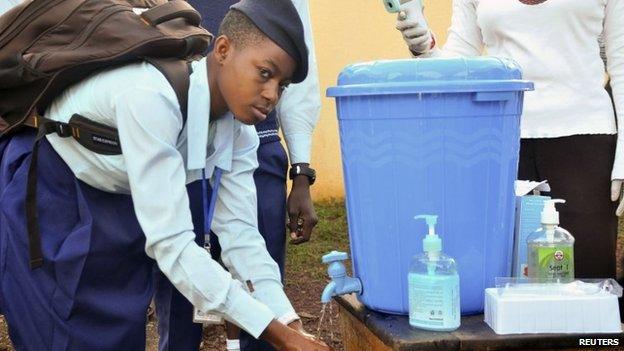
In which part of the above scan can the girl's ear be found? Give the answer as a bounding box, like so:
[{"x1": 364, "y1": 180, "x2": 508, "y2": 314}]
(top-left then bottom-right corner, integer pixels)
[{"x1": 213, "y1": 35, "x2": 232, "y2": 64}]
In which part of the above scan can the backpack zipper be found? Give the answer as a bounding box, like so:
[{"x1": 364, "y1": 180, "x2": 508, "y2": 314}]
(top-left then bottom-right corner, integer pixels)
[
  {"x1": 0, "y1": 0, "x2": 65, "y2": 50},
  {"x1": 33, "y1": 5, "x2": 130, "y2": 71},
  {"x1": 66, "y1": 5, "x2": 129, "y2": 52},
  {"x1": 23, "y1": 3, "x2": 113, "y2": 70}
]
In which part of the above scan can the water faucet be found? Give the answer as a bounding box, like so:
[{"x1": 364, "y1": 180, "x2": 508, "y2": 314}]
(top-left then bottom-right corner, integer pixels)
[{"x1": 321, "y1": 251, "x2": 362, "y2": 303}]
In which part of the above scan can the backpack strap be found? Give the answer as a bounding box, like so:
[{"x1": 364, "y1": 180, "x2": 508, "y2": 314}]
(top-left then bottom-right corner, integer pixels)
[
  {"x1": 140, "y1": 0, "x2": 202, "y2": 27},
  {"x1": 26, "y1": 59, "x2": 193, "y2": 269},
  {"x1": 145, "y1": 58, "x2": 192, "y2": 124}
]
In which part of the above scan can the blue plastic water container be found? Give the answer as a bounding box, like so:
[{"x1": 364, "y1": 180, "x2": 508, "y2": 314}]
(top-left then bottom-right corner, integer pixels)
[{"x1": 327, "y1": 57, "x2": 533, "y2": 315}]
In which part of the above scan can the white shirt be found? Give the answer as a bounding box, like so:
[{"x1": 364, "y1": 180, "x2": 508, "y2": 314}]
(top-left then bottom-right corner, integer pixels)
[
  {"x1": 45, "y1": 58, "x2": 296, "y2": 338},
  {"x1": 0, "y1": 0, "x2": 21, "y2": 15},
  {"x1": 432, "y1": 0, "x2": 624, "y2": 179},
  {"x1": 276, "y1": 0, "x2": 321, "y2": 165}
]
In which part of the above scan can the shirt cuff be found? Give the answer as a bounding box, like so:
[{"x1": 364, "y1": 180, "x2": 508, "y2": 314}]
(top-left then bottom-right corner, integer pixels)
[
  {"x1": 283, "y1": 131, "x2": 312, "y2": 165},
  {"x1": 251, "y1": 279, "x2": 297, "y2": 321},
  {"x1": 222, "y1": 281, "x2": 276, "y2": 339},
  {"x1": 277, "y1": 311, "x2": 300, "y2": 325}
]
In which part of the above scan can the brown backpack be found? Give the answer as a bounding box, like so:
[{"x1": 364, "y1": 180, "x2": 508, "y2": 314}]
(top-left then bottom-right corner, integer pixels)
[
  {"x1": 0, "y1": 0, "x2": 213, "y2": 269},
  {"x1": 0, "y1": 0, "x2": 212, "y2": 138}
]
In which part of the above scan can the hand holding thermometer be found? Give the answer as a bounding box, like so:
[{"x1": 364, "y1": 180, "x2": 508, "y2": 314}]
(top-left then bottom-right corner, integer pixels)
[
  {"x1": 383, "y1": 0, "x2": 428, "y2": 27},
  {"x1": 386, "y1": 0, "x2": 435, "y2": 55}
]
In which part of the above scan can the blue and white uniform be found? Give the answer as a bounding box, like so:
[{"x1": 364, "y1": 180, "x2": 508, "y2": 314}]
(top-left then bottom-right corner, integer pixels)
[
  {"x1": 157, "y1": 1, "x2": 321, "y2": 350},
  {"x1": 0, "y1": 58, "x2": 298, "y2": 350}
]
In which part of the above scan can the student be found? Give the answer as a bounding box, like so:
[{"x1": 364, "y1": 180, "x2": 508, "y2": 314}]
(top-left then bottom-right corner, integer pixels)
[
  {"x1": 396, "y1": 0, "x2": 623, "y2": 283},
  {"x1": 0, "y1": 0, "x2": 331, "y2": 349},
  {"x1": 155, "y1": 1, "x2": 321, "y2": 350}
]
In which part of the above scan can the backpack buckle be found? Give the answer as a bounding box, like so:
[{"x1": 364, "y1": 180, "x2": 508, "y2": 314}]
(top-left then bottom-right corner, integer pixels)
[{"x1": 54, "y1": 122, "x2": 72, "y2": 137}]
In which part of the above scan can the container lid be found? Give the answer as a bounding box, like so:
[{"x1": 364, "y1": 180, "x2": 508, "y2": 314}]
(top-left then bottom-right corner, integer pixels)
[{"x1": 326, "y1": 57, "x2": 534, "y2": 97}]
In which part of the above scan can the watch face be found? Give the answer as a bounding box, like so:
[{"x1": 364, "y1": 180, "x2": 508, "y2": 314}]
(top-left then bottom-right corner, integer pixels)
[{"x1": 290, "y1": 166, "x2": 316, "y2": 184}]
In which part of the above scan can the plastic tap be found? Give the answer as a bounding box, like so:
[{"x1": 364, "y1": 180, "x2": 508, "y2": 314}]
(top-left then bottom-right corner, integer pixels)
[{"x1": 321, "y1": 251, "x2": 362, "y2": 303}]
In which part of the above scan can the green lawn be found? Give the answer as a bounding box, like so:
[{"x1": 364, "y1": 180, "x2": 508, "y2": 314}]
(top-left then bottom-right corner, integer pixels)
[{"x1": 286, "y1": 199, "x2": 350, "y2": 279}]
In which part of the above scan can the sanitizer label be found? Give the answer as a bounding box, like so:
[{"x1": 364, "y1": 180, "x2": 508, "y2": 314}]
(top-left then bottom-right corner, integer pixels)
[
  {"x1": 408, "y1": 274, "x2": 460, "y2": 329},
  {"x1": 531, "y1": 246, "x2": 574, "y2": 280}
]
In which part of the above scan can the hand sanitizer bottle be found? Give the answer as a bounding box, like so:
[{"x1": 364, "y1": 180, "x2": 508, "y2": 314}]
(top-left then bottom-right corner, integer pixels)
[
  {"x1": 408, "y1": 215, "x2": 460, "y2": 331},
  {"x1": 527, "y1": 199, "x2": 575, "y2": 281}
]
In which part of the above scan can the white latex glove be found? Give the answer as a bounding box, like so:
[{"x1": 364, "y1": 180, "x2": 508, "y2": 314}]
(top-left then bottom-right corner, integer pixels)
[
  {"x1": 610, "y1": 179, "x2": 624, "y2": 217},
  {"x1": 395, "y1": 17, "x2": 433, "y2": 56}
]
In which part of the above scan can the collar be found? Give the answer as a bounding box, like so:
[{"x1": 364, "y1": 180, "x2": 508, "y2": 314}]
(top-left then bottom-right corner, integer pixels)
[{"x1": 186, "y1": 57, "x2": 234, "y2": 176}]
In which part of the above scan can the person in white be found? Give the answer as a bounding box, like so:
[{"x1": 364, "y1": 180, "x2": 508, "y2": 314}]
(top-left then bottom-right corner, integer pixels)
[{"x1": 396, "y1": 0, "x2": 623, "y2": 295}]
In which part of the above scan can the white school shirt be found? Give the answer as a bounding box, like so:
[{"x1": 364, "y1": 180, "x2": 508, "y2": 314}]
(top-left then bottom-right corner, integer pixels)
[
  {"x1": 0, "y1": 0, "x2": 21, "y2": 15},
  {"x1": 45, "y1": 58, "x2": 297, "y2": 338},
  {"x1": 431, "y1": 0, "x2": 624, "y2": 179},
  {"x1": 275, "y1": 0, "x2": 321, "y2": 165}
]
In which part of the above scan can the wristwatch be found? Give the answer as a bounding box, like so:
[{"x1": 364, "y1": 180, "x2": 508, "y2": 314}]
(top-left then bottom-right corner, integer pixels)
[{"x1": 289, "y1": 164, "x2": 316, "y2": 185}]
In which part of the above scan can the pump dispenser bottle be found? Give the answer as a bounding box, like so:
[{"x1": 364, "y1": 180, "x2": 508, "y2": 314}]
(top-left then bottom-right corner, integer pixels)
[
  {"x1": 527, "y1": 199, "x2": 575, "y2": 280},
  {"x1": 408, "y1": 215, "x2": 460, "y2": 331}
]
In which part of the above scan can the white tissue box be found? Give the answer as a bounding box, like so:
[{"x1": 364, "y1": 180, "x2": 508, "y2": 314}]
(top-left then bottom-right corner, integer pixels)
[{"x1": 485, "y1": 288, "x2": 622, "y2": 334}]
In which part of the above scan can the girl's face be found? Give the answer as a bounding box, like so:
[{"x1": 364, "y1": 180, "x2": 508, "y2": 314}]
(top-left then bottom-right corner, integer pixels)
[{"x1": 214, "y1": 35, "x2": 296, "y2": 125}]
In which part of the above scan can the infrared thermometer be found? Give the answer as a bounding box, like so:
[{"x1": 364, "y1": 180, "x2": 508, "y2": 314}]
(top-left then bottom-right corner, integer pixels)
[{"x1": 383, "y1": 0, "x2": 429, "y2": 29}]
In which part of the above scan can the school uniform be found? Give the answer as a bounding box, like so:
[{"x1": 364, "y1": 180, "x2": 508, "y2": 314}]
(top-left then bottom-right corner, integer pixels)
[
  {"x1": 0, "y1": 56, "x2": 298, "y2": 350},
  {"x1": 155, "y1": 1, "x2": 320, "y2": 350}
]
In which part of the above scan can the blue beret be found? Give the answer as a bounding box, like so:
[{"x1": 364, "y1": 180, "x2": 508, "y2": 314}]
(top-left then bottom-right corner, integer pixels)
[{"x1": 230, "y1": 0, "x2": 309, "y2": 83}]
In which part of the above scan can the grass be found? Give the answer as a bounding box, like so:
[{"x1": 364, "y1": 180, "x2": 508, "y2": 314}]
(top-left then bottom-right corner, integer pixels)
[{"x1": 286, "y1": 198, "x2": 350, "y2": 279}]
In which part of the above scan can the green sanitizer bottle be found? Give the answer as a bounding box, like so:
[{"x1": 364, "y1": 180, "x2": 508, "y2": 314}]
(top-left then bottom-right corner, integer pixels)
[
  {"x1": 408, "y1": 215, "x2": 460, "y2": 331},
  {"x1": 527, "y1": 199, "x2": 575, "y2": 281}
]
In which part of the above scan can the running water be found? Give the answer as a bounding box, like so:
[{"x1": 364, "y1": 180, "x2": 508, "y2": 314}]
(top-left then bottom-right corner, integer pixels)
[
  {"x1": 316, "y1": 303, "x2": 328, "y2": 338},
  {"x1": 316, "y1": 301, "x2": 336, "y2": 343}
]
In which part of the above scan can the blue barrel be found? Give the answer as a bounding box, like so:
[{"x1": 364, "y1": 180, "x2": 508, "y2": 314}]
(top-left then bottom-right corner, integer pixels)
[{"x1": 327, "y1": 57, "x2": 533, "y2": 315}]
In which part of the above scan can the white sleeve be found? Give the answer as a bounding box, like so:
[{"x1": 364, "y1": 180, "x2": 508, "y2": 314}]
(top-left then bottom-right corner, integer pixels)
[
  {"x1": 437, "y1": 0, "x2": 484, "y2": 57},
  {"x1": 604, "y1": 0, "x2": 624, "y2": 179},
  {"x1": 114, "y1": 87, "x2": 275, "y2": 338},
  {"x1": 276, "y1": 0, "x2": 321, "y2": 165},
  {"x1": 212, "y1": 125, "x2": 298, "y2": 323}
]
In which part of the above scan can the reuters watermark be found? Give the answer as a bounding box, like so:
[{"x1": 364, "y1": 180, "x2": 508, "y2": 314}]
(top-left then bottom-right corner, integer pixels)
[{"x1": 578, "y1": 338, "x2": 620, "y2": 347}]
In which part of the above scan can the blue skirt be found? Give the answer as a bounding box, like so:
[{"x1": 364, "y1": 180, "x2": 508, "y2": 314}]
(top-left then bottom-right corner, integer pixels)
[{"x1": 0, "y1": 132, "x2": 154, "y2": 350}]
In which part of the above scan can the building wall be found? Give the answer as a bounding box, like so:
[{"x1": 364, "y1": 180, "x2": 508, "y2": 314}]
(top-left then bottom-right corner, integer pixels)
[{"x1": 306, "y1": 0, "x2": 452, "y2": 199}]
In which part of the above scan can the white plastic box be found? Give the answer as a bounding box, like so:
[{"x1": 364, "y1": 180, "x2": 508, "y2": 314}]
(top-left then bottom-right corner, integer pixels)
[{"x1": 485, "y1": 287, "x2": 622, "y2": 334}]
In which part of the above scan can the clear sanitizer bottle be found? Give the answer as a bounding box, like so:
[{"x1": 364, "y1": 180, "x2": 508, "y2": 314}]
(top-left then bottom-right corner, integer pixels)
[
  {"x1": 527, "y1": 199, "x2": 575, "y2": 281},
  {"x1": 408, "y1": 215, "x2": 460, "y2": 331}
]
